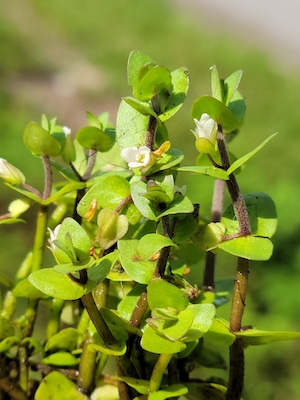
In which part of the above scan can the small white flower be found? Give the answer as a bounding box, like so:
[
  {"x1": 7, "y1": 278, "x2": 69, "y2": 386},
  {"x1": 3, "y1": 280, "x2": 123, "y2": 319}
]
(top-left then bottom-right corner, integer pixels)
[
  {"x1": 62, "y1": 126, "x2": 71, "y2": 136},
  {"x1": 0, "y1": 158, "x2": 25, "y2": 185},
  {"x1": 194, "y1": 113, "x2": 217, "y2": 140},
  {"x1": 121, "y1": 146, "x2": 151, "y2": 169},
  {"x1": 47, "y1": 224, "x2": 61, "y2": 251}
]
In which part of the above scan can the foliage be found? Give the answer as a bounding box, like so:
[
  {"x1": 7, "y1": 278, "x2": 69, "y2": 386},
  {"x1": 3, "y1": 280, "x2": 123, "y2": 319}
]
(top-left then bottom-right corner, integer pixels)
[{"x1": 0, "y1": 50, "x2": 299, "y2": 400}]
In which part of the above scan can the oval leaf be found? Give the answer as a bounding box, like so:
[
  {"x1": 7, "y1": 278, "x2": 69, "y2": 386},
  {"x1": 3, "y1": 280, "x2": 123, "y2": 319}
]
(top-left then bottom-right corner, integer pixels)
[
  {"x1": 218, "y1": 235, "x2": 273, "y2": 261},
  {"x1": 24, "y1": 122, "x2": 61, "y2": 156}
]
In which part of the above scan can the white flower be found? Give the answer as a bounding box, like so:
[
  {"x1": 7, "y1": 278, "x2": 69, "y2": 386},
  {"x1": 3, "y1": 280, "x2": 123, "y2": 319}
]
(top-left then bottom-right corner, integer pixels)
[
  {"x1": 62, "y1": 126, "x2": 71, "y2": 136},
  {"x1": 0, "y1": 158, "x2": 25, "y2": 185},
  {"x1": 193, "y1": 114, "x2": 217, "y2": 140},
  {"x1": 47, "y1": 224, "x2": 61, "y2": 251},
  {"x1": 121, "y1": 146, "x2": 151, "y2": 169}
]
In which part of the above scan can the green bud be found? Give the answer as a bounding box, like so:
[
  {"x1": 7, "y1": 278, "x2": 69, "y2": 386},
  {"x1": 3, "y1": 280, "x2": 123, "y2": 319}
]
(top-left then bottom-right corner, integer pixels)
[{"x1": 0, "y1": 158, "x2": 25, "y2": 185}]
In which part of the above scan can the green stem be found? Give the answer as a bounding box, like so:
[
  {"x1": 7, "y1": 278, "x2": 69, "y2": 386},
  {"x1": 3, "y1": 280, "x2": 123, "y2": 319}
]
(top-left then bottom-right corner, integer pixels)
[
  {"x1": 81, "y1": 292, "x2": 116, "y2": 346},
  {"x1": 46, "y1": 298, "x2": 65, "y2": 339},
  {"x1": 149, "y1": 353, "x2": 173, "y2": 393}
]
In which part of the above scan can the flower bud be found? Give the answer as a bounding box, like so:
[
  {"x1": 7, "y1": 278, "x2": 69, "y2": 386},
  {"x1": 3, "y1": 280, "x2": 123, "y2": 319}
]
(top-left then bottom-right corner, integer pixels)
[
  {"x1": 0, "y1": 158, "x2": 25, "y2": 185},
  {"x1": 61, "y1": 126, "x2": 76, "y2": 163},
  {"x1": 192, "y1": 113, "x2": 217, "y2": 155}
]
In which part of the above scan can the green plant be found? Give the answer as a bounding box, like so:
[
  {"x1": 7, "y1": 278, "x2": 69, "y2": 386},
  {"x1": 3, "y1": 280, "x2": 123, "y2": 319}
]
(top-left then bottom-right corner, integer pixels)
[{"x1": 0, "y1": 50, "x2": 299, "y2": 400}]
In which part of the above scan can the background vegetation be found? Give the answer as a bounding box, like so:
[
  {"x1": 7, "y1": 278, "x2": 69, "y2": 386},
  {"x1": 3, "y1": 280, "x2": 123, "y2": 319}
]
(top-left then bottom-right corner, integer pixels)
[{"x1": 1, "y1": 1, "x2": 300, "y2": 399}]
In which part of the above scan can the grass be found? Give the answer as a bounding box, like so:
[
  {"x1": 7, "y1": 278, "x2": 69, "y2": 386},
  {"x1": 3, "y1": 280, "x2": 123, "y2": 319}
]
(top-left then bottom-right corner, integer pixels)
[{"x1": 1, "y1": 1, "x2": 300, "y2": 399}]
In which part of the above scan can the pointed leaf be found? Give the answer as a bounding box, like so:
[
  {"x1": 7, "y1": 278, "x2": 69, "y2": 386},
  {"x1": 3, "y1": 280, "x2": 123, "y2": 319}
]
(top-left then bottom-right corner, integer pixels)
[
  {"x1": 178, "y1": 165, "x2": 229, "y2": 180},
  {"x1": 122, "y1": 97, "x2": 158, "y2": 117},
  {"x1": 227, "y1": 133, "x2": 278, "y2": 175},
  {"x1": 45, "y1": 328, "x2": 80, "y2": 353},
  {"x1": 210, "y1": 65, "x2": 223, "y2": 102},
  {"x1": 42, "y1": 351, "x2": 79, "y2": 367},
  {"x1": 236, "y1": 328, "x2": 300, "y2": 347},
  {"x1": 138, "y1": 233, "x2": 177, "y2": 260},
  {"x1": 149, "y1": 384, "x2": 188, "y2": 399},
  {"x1": 157, "y1": 195, "x2": 195, "y2": 220},
  {"x1": 127, "y1": 50, "x2": 154, "y2": 89},
  {"x1": 224, "y1": 70, "x2": 243, "y2": 105}
]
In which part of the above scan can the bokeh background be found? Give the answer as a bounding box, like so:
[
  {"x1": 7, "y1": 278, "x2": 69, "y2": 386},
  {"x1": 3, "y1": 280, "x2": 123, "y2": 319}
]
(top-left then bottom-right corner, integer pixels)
[{"x1": 1, "y1": 1, "x2": 300, "y2": 399}]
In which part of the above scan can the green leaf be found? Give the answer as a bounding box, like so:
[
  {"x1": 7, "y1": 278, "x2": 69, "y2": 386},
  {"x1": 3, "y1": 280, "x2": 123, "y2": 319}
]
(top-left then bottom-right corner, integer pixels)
[
  {"x1": 148, "y1": 148, "x2": 184, "y2": 175},
  {"x1": 157, "y1": 195, "x2": 194, "y2": 220},
  {"x1": 0, "y1": 336, "x2": 20, "y2": 352},
  {"x1": 42, "y1": 351, "x2": 79, "y2": 367},
  {"x1": 204, "y1": 317, "x2": 235, "y2": 347},
  {"x1": 118, "y1": 284, "x2": 147, "y2": 320},
  {"x1": 13, "y1": 278, "x2": 48, "y2": 300},
  {"x1": 138, "y1": 233, "x2": 177, "y2": 260},
  {"x1": 86, "y1": 110, "x2": 101, "y2": 128},
  {"x1": 178, "y1": 165, "x2": 229, "y2": 180},
  {"x1": 183, "y1": 303, "x2": 216, "y2": 342},
  {"x1": 134, "y1": 65, "x2": 172, "y2": 105},
  {"x1": 44, "y1": 182, "x2": 86, "y2": 205},
  {"x1": 116, "y1": 377, "x2": 149, "y2": 395},
  {"x1": 191, "y1": 96, "x2": 238, "y2": 131},
  {"x1": 35, "y1": 371, "x2": 88, "y2": 400},
  {"x1": 76, "y1": 126, "x2": 114, "y2": 152},
  {"x1": 45, "y1": 328, "x2": 81, "y2": 353},
  {"x1": 218, "y1": 235, "x2": 273, "y2": 261},
  {"x1": 228, "y1": 90, "x2": 246, "y2": 123},
  {"x1": 222, "y1": 192, "x2": 277, "y2": 238},
  {"x1": 127, "y1": 50, "x2": 154, "y2": 89},
  {"x1": 88, "y1": 322, "x2": 127, "y2": 356},
  {"x1": 29, "y1": 267, "x2": 99, "y2": 300},
  {"x1": 210, "y1": 65, "x2": 223, "y2": 102},
  {"x1": 24, "y1": 122, "x2": 62, "y2": 156},
  {"x1": 53, "y1": 217, "x2": 92, "y2": 264},
  {"x1": 4, "y1": 183, "x2": 42, "y2": 204},
  {"x1": 130, "y1": 179, "x2": 159, "y2": 221},
  {"x1": 236, "y1": 328, "x2": 300, "y2": 347},
  {"x1": 97, "y1": 208, "x2": 128, "y2": 250},
  {"x1": 192, "y1": 340, "x2": 227, "y2": 369},
  {"x1": 227, "y1": 133, "x2": 278, "y2": 175},
  {"x1": 118, "y1": 240, "x2": 156, "y2": 284},
  {"x1": 223, "y1": 70, "x2": 243, "y2": 105},
  {"x1": 141, "y1": 326, "x2": 186, "y2": 354},
  {"x1": 100, "y1": 308, "x2": 141, "y2": 340},
  {"x1": 116, "y1": 99, "x2": 148, "y2": 149},
  {"x1": 159, "y1": 67, "x2": 189, "y2": 121},
  {"x1": 122, "y1": 96, "x2": 158, "y2": 117},
  {"x1": 185, "y1": 382, "x2": 227, "y2": 400},
  {"x1": 149, "y1": 384, "x2": 188, "y2": 399},
  {"x1": 156, "y1": 308, "x2": 195, "y2": 341},
  {"x1": 192, "y1": 222, "x2": 226, "y2": 252},
  {"x1": 147, "y1": 278, "x2": 189, "y2": 312}
]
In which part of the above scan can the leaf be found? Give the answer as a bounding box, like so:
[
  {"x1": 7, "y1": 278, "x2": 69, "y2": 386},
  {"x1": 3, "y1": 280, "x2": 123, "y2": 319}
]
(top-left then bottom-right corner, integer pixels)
[
  {"x1": 0, "y1": 336, "x2": 20, "y2": 352},
  {"x1": 138, "y1": 233, "x2": 177, "y2": 260},
  {"x1": 159, "y1": 67, "x2": 190, "y2": 121},
  {"x1": 227, "y1": 133, "x2": 278, "y2": 175},
  {"x1": 185, "y1": 382, "x2": 227, "y2": 400},
  {"x1": 29, "y1": 267, "x2": 99, "y2": 300},
  {"x1": 204, "y1": 317, "x2": 235, "y2": 347},
  {"x1": 76, "y1": 126, "x2": 114, "y2": 152},
  {"x1": 222, "y1": 192, "x2": 277, "y2": 238},
  {"x1": 127, "y1": 50, "x2": 154, "y2": 89},
  {"x1": 157, "y1": 195, "x2": 194, "y2": 220},
  {"x1": 45, "y1": 328, "x2": 81, "y2": 353},
  {"x1": 228, "y1": 90, "x2": 246, "y2": 124},
  {"x1": 218, "y1": 235, "x2": 273, "y2": 261},
  {"x1": 23, "y1": 122, "x2": 61, "y2": 156},
  {"x1": 191, "y1": 96, "x2": 238, "y2": 131},
  {"x1": 117, "y1": 284, "x2": 147, "y2": 320},
  {"x1": 148, "y1": 384, "x2": 188, "y2": 399},
  {"x1": 116, "y1": 377, "x2": 149, "y2": 395},
  {"x1": 223, "y1": 70, "x2": 243, "y2": 105},
  {"x1": 53, "y1": 217, "x2": 92, "y2": 264},
  {"x1": 183, "y1": 304, "x2": 216, "y2": 342},
  {"x1": 118, "y1": 240, "x2": 156, "y2": 284},
  {"x1": 157, "y1": 308, "x2": 195, "y2": 341},
  {"x1": 236, "y1": 328, "x2": 300, "y2": 347},
  {"x1": 192, "y1": 340, "x2": 227, "y2": 369},
  {"x1": 210, "y1": 65, "x2": 223, "y2": 102},
  {"x1": 35, "y1": 371, "x2": 88, "y2": 400},
  {"x1": 178, "y1": 165, "x2": 229, "y2": 180},
  {"x1": 0, "y1": 317, "x2": 15, "y2": 341},
  {"x1": 147, "y1": 278, "x2": 189, "y2": 312},
  {"x1": 116, "y1": 99, "x2": 148, "y2": 149},
  {"x1": 122, "y1": 97, "x2": 158, "y2": 117},
  {"x1": 130, "y1": 179, "x2": 159, "y2": 221},
  {"x1": 13, "y1": 278, "x2": 48, "y2": 300},
  {"x1": 97, "y1": 209, "x2": 128, "y2": 250},
  {"x1": 42, "y1": 351, "x2": 79, "y2": 367},
  {"x1": 141, "y1": 326, "x2": 186, "y2": 354}
]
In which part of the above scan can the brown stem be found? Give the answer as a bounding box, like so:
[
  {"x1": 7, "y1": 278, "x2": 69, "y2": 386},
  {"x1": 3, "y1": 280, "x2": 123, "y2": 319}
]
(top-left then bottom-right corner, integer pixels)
[{"x1": 145, "y1": 114, "x2": 158, "y2": 151}]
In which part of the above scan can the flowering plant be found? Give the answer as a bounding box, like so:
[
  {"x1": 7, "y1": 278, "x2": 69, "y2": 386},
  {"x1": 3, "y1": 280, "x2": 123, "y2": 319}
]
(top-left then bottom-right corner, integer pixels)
[{"x1": 0, "y1": 51, "x2": 297, "y2": 400}]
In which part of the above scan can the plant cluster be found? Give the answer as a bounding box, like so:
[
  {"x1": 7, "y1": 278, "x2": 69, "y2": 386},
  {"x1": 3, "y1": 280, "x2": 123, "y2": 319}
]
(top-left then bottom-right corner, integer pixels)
[{"x1": 0, "y1": 51, "x2": 299, "y2": 400}]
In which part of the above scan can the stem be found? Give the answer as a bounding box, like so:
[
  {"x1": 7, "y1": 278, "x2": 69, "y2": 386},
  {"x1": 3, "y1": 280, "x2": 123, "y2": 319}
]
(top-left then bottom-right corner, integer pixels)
[
  {"x1": 82, "y1": 149, "x2": 97, "y2": 181},
  {"x1": 81, "y1": 292, "x2": 116, "y2": 346},
  {"x1": 202, "y1": 179, "x2": 226, "y2": 290},
  {"x1": 149, "y1": 353, "x2": 173, "y2": 393},
  {"x1": 145, "y1": 114, "x2": 158, "y2": 151},
  {"x1": 0, "y1": 376, "x2": 27, "y2": 400},
  {"x1": 217, "y1": 126, "x2": 251, "y2": 400},
  {"x1": 46, "y1": 298, "x2": 65, "y2": 339},
  {"x1": 42, "y1": 155, "x2": 52, "y2": 200},
  {"x1": 130, "y1": 291, "x2": 148, "y2": 328}
]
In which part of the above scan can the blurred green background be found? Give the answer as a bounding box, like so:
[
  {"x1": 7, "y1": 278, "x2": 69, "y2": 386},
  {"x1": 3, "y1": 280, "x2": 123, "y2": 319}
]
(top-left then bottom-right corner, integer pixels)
[{"x1": 1, "y1": 1, "x2": 300, "y2": 399}]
